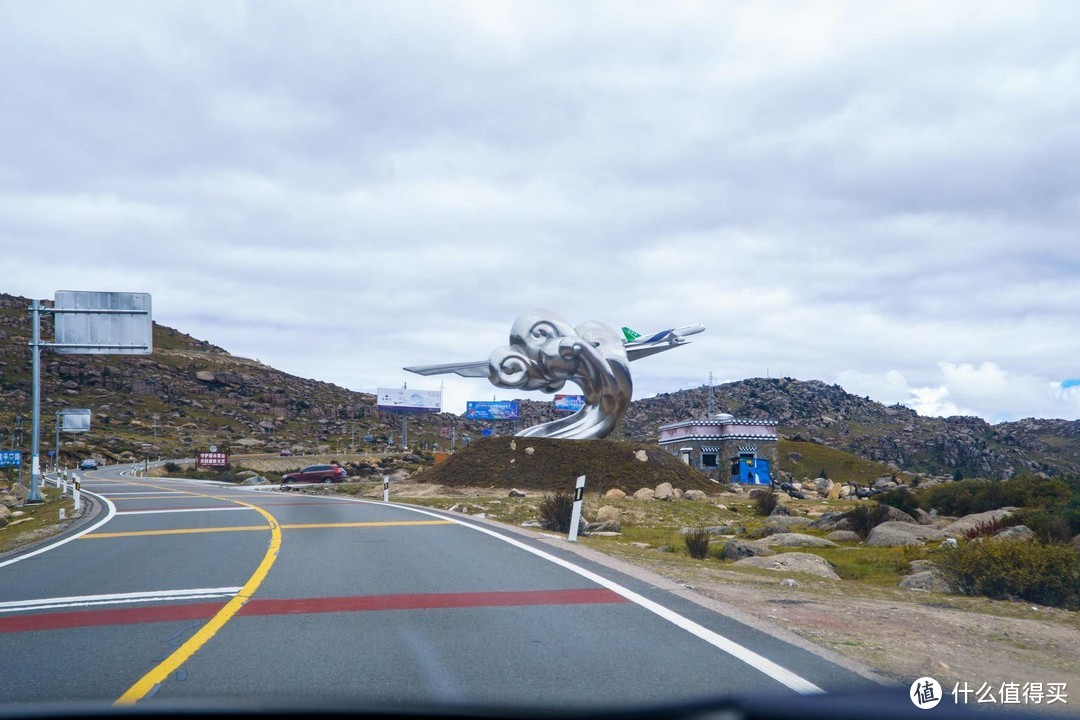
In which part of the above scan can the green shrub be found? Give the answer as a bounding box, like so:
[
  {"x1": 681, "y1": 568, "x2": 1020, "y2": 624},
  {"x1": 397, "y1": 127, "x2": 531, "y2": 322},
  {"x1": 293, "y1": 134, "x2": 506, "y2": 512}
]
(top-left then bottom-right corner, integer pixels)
[
  {"x1": 538, "y1": 492, "x2": 575, "y2": 533},
  {"x1": 918, "y1": 476, "x2": 1072, "y2": 516},
  {"x1": 1018, "y1": 508, "x2": 1074, "y2": 544},
  {"x1": 754, "y1": 488, "x2": 779, "y2": 517},
  {"x1": 843, "y1": 503, "x2": 893, "y2": 540},
  {"x1": 932, "y1": 539, "x2": 1080, "y2": 609},
  {"x1": 163, "y1": 461, "x2": 181, "y2": 473},
  {"x1": 876, "y1": 487, "x2": 920, "y2": 517},
  {"x1": 684, "y1": 528, "x2": 711, "y2": 559}
]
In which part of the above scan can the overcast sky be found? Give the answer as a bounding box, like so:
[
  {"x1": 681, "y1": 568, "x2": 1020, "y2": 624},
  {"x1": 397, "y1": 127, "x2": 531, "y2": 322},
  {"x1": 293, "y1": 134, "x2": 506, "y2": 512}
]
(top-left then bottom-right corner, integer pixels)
[{"x1": 2, "y1": 1, "x2": 1078, "y2": 422}]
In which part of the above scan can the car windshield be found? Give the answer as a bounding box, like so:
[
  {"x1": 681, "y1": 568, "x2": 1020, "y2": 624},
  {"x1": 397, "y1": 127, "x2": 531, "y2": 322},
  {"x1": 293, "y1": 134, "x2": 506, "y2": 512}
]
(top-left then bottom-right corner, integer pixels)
[{"x1": 1, "y1": 3, "x2": 1078, "y2": 719}]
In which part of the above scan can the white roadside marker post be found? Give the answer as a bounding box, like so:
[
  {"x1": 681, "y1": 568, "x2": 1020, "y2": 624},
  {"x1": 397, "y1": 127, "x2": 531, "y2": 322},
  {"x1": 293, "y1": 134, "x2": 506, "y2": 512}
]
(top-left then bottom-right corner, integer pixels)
[
  {"x1": 383, "y1": 476, "x2": 390, "y2": 503},
  {"x1": 568, "y1": 475, "x2": 586, "y2": 542},
  {"x1": 73, "y1": 474, "x2": 81, "y2": 513}
]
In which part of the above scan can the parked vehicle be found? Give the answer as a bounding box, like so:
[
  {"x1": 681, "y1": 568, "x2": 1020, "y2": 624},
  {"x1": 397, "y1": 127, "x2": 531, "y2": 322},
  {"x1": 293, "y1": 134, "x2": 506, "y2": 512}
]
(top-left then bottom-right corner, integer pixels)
[{"x1": 281, "y1": 464, "x2": 347, "y2": 484}]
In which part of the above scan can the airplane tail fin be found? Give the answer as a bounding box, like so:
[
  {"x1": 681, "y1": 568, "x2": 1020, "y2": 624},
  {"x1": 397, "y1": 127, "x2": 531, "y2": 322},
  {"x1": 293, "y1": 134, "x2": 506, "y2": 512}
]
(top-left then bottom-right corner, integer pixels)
[{"x1": 621, "y1": 326, "x2": 640, "y2": 343}]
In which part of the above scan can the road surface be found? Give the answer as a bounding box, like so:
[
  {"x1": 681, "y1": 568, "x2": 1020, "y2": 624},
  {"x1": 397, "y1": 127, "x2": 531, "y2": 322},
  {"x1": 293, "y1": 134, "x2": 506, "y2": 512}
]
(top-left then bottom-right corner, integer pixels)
[{"x1": 0, "y1": 465, "x2": 880, "y2": 713}]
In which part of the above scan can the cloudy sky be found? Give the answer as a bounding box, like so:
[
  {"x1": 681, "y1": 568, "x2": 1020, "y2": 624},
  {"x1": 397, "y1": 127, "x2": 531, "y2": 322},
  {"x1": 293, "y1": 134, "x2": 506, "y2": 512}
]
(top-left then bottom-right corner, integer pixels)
[{"x1": 2, "y1": 1, "x2": 1078, "y2": 422}]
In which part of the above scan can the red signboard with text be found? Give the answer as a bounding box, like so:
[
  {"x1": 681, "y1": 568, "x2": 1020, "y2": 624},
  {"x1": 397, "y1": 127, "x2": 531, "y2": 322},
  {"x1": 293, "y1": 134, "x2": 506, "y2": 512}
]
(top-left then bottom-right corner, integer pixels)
[{"x1": 197, "y1": 451, "x2": 229, "y2": 469}]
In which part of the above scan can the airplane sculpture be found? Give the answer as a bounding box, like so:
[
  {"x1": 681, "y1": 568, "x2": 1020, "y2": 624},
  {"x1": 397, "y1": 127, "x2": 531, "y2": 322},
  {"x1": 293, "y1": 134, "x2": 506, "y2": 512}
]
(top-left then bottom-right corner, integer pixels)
[{"x1": 404, "y1": 310, "x2": 704, "y2": 440}]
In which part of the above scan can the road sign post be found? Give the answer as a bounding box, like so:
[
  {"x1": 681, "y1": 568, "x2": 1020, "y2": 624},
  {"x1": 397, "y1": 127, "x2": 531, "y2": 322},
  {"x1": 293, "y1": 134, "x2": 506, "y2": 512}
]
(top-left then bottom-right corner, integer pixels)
[
  {"x1": 383, "y1": 476, "x2": 390, "y2": 503},
  {"x1": 73, "y1": 476, "x2": 81, "y2": 513},
  {"x1": 24, "y1": 293, "x2": 151, "y2": 504},
  {"x1": 568, "y1": 475, "x2": 586, "y2": 542}
]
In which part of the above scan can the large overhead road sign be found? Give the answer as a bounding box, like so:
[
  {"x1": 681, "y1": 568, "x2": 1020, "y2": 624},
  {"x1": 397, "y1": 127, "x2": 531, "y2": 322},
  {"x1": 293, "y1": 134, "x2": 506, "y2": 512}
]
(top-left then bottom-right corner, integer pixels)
[
  {"x1": 23, "y1": 291, "x2": 152, "y2": 504},
  {"x1": 53, "y1": 291, "x2": 152, "y2": 355}
]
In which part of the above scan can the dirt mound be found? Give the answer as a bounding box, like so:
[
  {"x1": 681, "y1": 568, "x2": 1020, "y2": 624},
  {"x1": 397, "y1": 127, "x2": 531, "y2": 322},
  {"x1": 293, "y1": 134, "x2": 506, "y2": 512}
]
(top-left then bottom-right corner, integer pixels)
[{"x1": 414, "y1": 436, "x2": 719, "y2": 494}]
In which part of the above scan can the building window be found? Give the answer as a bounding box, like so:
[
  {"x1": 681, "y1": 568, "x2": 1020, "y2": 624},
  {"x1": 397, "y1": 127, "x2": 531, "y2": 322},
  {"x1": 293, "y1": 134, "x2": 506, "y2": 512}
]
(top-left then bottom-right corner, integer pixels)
[{"x1": 702, "y1": 453, "x2": 718, "y2": 468}]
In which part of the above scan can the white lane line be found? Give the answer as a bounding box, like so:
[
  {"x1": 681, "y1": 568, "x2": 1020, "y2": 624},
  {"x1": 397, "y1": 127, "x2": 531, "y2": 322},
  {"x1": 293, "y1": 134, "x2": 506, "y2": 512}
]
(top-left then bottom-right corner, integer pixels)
[
  {"x1": 0, "y1": 488, "x2": 118, "y2": 570},
  {"x1": 0, "y1": 587, "x2": 243, "y2": 613},
  {"x1": 116, "y1": 507, "x2": 253, "y2": 516},
  {"x1": 97, "y1": 491, "x2": 183, "y2": 496},
  {"x1": 321, "y1": 494, "x2": 824, "y2": 695}
]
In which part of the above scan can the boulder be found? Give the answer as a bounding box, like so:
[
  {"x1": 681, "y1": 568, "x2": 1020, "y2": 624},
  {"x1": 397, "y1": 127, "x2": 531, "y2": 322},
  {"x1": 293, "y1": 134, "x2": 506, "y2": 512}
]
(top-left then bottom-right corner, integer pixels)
[
  {"x1": 682, "y1": 524, "x2": 743, "y2": 535},
  {"x1": 604, "y1": 488, "x2": 626, "y2": 500},
  {"x1": 994, "y1": 525, "x2": 1036, "y2": 541},
  {"x1": 809, "y1": 512, "x2": 852, "y2": 532},
  {"x1": 634, "y1": 450, "x2": 649, "y2": 462},
  {"x1": 1, "y1": 494, "x2": 18, "y2": 508},
  {"x1": 766, "y1": 516, "x2": 813, "y2": 530},
  {"x1": 899, "y1": 571, "x2": 951, "y2": 593},
  {"x1": 914, "y1": 508, "x2": 936, "y2": 526},
  {"x1": 236, "y1": 470, "x2": 258, "y2": 479},
  {"x1": 10, "y1": 483, "x2": 28, "y2": 501},
  {"x1": 586, "y1": 521, "x2": 621, "y2": 533},
  {"x1": 909, "y1": 559, "x2": 935, "y2": 573},
  {"x1": 672, "y1": 488, "x2": 684, "y2": 500},
  {"x1": 0, "y1": 504, "x2": 9, "y2": 521},
  {"x1": 747, "y1": 488, "x2": 771, "y2": 499},
  {"x1": 195, "y1": 370, "x2": 216, "y2": 382},
  {"x1": 814, "y1": 478, "x2": 834, "y2": 497},
  {"x1": 865, "y1": 525, "x2": 926, "y2": 547},
  {"x1": 877, "y1": 505, "x2": 919, "y2": 524},
  {"x1": 941, "y1": 508, "x2": 1019, "y2": 537},
  {"x1": 242, "y1": 476, "x2": 270, "y2": 485},
  {"x1": 1072, "y1": 534, "x2": 1080, "y2": 551},
  {"x1": 632, "y1": 488, "x2": 654, "y2": 501},
  {"x1": 596, "y1": 506, "x2": 621, "y2": 524},
  {"x1": 734, "y1": 552, "x2": 840, "y2": 580},
  {"x1": 654, "y1": 482, "x2": 674, "y2": 501},
  {"x1": 825, "y1": 530, "x2": 861, "y2": 543},
  {"x1": 723, "y1": 539, "x2": 776, "y2": 560},
  {"x1": 683, "y1": 489, "x2": 707, "y2": 501},
  {"x1": 769, "y1": 503, "x2": 794, "y2": 516},
  {"x1": 508, "y1": 489, "x2": 526, "y2": 498},
  {"x1": 524, "y1": 447, "x2": 535, "y2": 455},
  {"x1": 753, "y1": 533, "x2": 838, "y2": 548}
]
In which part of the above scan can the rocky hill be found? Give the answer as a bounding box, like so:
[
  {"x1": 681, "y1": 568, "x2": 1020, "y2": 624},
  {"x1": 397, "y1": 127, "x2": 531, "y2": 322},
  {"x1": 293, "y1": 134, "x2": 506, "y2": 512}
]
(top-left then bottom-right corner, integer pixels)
[
  {"x1": 0, "y1": 293, "x2": 464, "y2": 466},
  {"x1": 613, "y1": 377, "x2": 1080, "y2": 480},
  {"x1": 414, "y1": 436, "x2": 717, "y2": 493},
  {"x1": 2, "y1": 291, "x2": 1077, "y2": 479}
]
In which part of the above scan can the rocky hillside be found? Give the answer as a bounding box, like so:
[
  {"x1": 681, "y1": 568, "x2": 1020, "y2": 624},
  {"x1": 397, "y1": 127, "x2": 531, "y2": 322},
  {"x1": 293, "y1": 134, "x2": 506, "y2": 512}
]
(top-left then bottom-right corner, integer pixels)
[
  {"x1": 614, "y1": 377, "x2": 1080, "y2": 480},
  {"x1": 3, "y1": 291, "x2": 1077, "y2": 479},
  {"x1": 0, "y1": 293, "x2": 464, "y2": 466}
]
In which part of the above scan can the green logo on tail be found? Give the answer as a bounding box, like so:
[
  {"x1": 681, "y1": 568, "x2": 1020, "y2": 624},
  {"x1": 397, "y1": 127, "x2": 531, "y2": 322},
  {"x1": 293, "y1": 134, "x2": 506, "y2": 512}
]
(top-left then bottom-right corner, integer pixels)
[{"x1": 621, "y1": 327, "x2": 640, "y2": 343}]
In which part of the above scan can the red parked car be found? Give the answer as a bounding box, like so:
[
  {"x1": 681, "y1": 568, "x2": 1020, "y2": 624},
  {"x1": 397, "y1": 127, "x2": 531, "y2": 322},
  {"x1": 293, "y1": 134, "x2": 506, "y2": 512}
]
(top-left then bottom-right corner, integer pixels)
[{"x1": 281, "y1": 464, "x2": 347, "y2": 484}]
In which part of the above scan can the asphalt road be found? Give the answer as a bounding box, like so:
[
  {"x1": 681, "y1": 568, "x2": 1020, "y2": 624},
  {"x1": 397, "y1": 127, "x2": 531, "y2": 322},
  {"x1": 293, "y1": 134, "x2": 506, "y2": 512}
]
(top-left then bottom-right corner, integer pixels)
[{"x1": 0, "y1": 466, "x2": 882, "y2": 713}]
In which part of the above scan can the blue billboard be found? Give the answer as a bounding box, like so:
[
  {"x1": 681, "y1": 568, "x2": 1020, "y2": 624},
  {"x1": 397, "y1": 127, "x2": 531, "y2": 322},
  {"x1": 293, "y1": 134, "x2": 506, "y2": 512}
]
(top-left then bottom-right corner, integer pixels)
[
  {"x1": 466, "y1": 400, "x2": 520, "y2": 420},
  {"x1": 554, "y1": 394, "x2": 585, "y2": 412}
]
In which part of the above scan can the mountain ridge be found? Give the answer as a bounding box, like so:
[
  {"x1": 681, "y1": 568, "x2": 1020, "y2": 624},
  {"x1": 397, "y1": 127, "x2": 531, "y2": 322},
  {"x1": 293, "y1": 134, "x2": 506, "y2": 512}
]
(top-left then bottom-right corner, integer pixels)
[{"x1": 1, "y1": 292, "x2": 1077, "y2": 478}]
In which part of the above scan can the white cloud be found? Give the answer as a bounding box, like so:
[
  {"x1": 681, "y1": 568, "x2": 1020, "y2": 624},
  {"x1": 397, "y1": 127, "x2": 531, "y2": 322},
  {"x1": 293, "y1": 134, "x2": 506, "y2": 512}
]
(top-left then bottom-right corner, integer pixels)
[{"x1": 1, "y1": 1, "x2": 1079, "y2": 422}]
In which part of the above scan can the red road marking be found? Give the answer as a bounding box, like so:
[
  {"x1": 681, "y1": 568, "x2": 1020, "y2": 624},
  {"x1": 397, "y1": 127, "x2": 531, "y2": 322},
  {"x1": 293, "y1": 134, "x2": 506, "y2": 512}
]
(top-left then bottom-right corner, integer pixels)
[
  {"x1": 0, "y1": 602, "x2": 224, "y2": 634},
  {"x1": 0, "y1": 589, "x2": 627, "y2": 634},
  {"x1": 239, "y1": 589, "x2": 627, "y2": 616}
]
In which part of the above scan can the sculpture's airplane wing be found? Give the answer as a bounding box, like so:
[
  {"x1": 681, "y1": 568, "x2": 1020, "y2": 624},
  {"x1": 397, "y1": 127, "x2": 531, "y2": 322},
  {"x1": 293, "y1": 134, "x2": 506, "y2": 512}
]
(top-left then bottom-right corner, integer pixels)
[
  {"x1": 403, "y1": 361, "x2": 490, "y2": 378},
  {"x1": 623, "y1": 323, "x2": 706, "y2": 361}
]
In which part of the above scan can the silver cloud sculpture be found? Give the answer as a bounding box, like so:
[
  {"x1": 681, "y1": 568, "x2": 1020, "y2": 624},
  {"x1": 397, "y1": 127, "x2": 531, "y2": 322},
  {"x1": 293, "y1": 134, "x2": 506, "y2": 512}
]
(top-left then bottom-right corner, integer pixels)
[{"x1": 404, "y1": 309, "x2": 703, "y2": 440}]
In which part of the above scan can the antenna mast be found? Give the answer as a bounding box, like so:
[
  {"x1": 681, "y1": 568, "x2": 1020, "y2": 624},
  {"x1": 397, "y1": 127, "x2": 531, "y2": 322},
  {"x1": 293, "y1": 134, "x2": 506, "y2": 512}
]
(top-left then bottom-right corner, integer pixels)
[{"x1": 707, "y1": 371, "x2": 715, "y2": 416}]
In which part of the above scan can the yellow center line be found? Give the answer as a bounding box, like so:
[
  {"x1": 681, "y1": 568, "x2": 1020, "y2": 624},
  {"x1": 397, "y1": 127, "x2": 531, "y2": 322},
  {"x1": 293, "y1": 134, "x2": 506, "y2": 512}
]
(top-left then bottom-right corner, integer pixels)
[
  {"x1": 84, "y1": 520, "x2": 454, "y2": 539},
  {"x1": 113, "y1": 480, "x2": 283, "y2": 705}
]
